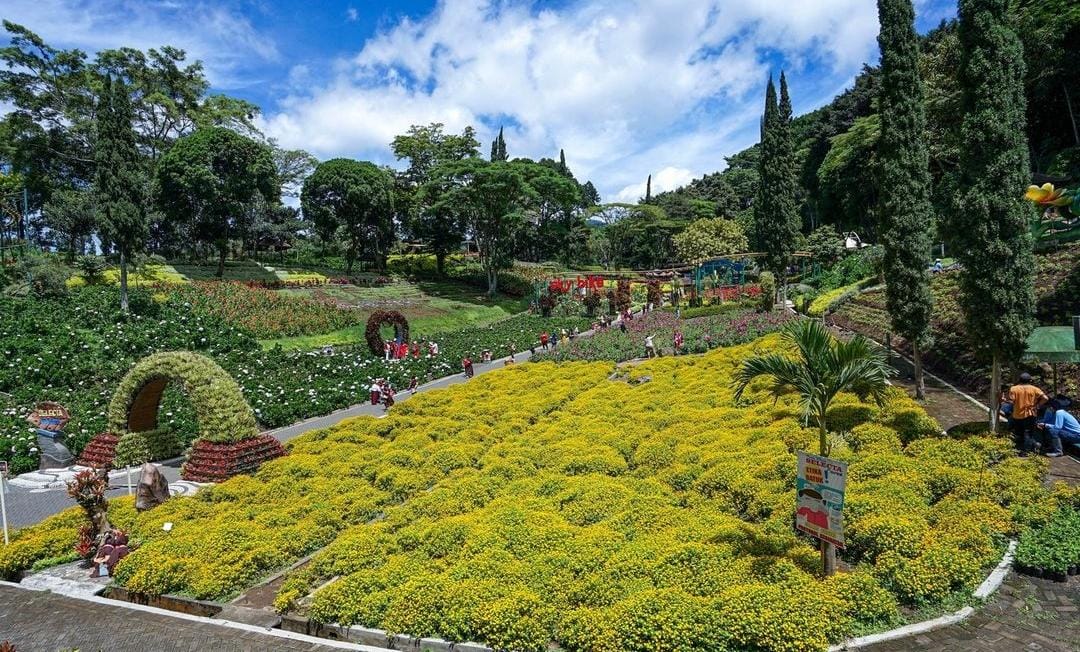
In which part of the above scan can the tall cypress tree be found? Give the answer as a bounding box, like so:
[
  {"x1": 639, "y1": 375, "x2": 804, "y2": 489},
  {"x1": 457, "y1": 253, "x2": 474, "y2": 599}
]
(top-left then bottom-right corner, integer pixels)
[
  {"x1": 954, "y1": 0, "x2": 1034, "y2": 428},
  {"x1": 559, "y1": 148, "x2": 568, "y2": 174},
  {"x1": 754, "y1": 74, "x2": 799, "y2": 299},
  {"x1": 489, "y1": 126, "x2": 507, "y2": 162},
  {"x1": 644, "y1": 174, "x2": 652, "y2": 203},
  {"x1": 94, "y1": 76, "x2": 146, "y2": 313},
  {"x1": 877, "y1": 0, "x2": 934, "y2": 400}
]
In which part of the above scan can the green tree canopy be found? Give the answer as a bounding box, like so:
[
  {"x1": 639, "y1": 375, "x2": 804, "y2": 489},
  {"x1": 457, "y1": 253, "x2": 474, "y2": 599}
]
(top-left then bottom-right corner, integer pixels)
[
  {"x1": 672, "y1": 218, "x2": 748, "y2": 264},
  {"x1": 156, "y1": 126, "x2": 278, "y2": 277},
  {"x1": 301, "y1": 158, "x2": 396, "y2": 274}
]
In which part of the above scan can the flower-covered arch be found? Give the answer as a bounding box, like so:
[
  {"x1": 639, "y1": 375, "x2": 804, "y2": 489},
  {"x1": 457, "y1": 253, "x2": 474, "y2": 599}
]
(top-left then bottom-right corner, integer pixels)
[
  {"x1": 365, "y1": 310, "x2": 410, "y2": 356},
  {"x1": 106, "y1": 351, "x2": 284, "y2": 481},
  {"x1": 108, "y1": 351, "x2": 258, "y2": 443}
]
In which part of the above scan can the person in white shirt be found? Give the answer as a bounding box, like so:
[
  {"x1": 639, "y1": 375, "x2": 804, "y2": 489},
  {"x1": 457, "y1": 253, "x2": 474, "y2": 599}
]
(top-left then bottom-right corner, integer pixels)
[
  {"x1": 369, "y1": 380, "x2": 381, "y2": 405},
  {"x1": 644, "y1": 335, "x2": 656, "y2": 358}
]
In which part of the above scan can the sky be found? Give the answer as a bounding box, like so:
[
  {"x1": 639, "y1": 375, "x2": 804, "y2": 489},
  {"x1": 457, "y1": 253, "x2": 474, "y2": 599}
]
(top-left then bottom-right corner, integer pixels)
[{"x1": 1, "y1": 0, "x2": 957, "y2": 203}]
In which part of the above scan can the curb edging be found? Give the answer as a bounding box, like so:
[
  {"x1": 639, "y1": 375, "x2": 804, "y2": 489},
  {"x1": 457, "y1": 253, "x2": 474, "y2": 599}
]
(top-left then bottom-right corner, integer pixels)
[{"x1": 828, "y1": 540, "x2": 1017, "y2": 651}]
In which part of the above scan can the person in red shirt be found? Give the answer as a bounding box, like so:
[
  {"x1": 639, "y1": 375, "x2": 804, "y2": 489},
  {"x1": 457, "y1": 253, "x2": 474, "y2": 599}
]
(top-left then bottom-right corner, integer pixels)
[
  {"x1": 411, "y1": 341, "x2": 421, "y2": 359},
  {"x1": 462, "y1": 357, "x2": 474, "y2": 378},
  {"x1": 540, "y1": 332, "x2": 550, "y2": 350}
]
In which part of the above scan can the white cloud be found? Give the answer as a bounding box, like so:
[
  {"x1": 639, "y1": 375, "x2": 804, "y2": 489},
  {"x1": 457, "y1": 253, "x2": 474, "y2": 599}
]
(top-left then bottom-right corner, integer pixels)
[
  {"x1": 614, "y1": 167, "x2": 696, "y2": 203},
  {"x1": 261, "y1": 0, "x2": 887, "y2": 200},
  {"x1": 0, "y1": 0, "x2": 279, "y2": 89},
  {"x1": 346, "y1": 7, "x2": 360, "y2": 23}
]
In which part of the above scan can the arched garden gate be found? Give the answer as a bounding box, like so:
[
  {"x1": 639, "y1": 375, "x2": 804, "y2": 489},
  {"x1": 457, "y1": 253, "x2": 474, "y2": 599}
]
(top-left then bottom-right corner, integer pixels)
[{"x1": 80, "y1": 351, "x2": 285, "y2": 482}]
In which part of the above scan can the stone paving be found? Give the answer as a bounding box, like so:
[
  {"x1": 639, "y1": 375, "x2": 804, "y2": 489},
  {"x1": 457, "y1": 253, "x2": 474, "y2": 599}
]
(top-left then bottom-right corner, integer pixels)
[
  {"x1": 0, "y1": 583, "x2": 355, "y2": 652},
  {"x1": 860, "y1": 574, "x2": 1080, "y2": 651}
]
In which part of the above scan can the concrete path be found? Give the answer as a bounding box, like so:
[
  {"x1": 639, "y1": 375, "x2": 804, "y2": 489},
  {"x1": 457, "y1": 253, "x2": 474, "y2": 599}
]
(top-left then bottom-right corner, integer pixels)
[{"x1": 0, "y1": 582, "x2": 366, "y2": 652}]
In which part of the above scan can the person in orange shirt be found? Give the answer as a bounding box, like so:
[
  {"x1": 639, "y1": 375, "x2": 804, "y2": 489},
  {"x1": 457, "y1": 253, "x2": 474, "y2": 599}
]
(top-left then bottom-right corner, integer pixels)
[{"x1": 1008, "y1": 372, "x2": 1048, "y2": 455}]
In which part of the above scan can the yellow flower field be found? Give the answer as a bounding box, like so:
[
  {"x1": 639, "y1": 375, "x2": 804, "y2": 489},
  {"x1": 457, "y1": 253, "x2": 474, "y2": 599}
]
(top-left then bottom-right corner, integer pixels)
[{"x1": 0, "y1": 335, "x2": 1051, "y2": 652}]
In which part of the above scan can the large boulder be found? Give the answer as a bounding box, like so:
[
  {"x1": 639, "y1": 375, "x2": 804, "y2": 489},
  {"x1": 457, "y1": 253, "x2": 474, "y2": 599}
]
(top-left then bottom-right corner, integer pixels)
[{"x1": 135, "y1": 463, "x2": 170, "y2": 511}]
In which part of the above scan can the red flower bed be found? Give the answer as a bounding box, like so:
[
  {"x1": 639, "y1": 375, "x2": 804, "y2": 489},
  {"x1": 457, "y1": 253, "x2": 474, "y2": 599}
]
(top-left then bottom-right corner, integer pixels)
[
  {"x1": 77, "y1": 432, "x2": 119, "y2": 469},
  {"x1": 180, "y1": 434, "x2": 287, "y2": 483}
]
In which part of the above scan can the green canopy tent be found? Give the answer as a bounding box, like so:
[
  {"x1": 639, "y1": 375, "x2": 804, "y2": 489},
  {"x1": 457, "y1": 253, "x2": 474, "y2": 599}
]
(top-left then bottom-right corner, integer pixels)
[{"x1": 1022, "y1": 323, "x2": 1080, "y2": 394}]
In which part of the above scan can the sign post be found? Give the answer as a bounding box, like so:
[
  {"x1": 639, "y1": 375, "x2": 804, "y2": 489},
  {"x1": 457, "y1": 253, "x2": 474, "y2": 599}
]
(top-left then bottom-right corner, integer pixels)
[
  {"x1": 0, "y1": 460, "x2": 8, "y2": 545},
  {"x1": 795, "y1": 452, "x2": 847, "y2": 550}
]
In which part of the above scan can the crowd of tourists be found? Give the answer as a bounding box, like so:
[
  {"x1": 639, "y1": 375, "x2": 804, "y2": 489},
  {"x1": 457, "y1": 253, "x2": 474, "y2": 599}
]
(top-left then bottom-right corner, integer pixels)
[
  {"x1": 383, "y1": 339, "x2": 439, "y2": 361},
  {"x1": 1001, "y1": 372, "x2": 1080, "y2": 457}
]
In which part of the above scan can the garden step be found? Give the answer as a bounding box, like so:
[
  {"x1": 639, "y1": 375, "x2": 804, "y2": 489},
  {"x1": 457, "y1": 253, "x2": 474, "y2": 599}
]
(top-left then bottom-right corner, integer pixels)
[{"x1": 215, "y1": 604, "x2": 281, "y2": 628}]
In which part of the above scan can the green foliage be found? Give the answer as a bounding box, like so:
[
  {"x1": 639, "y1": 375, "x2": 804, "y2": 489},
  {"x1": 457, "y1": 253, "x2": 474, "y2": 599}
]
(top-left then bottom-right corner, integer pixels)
[
  {"x1": 807, "y1": 278, "x2": 875, "y2": 317},
  {"x1": 1014, "y1": 505, "x2": 1080, "y2": 575},
  {"x1": 806, "y1": 225, "x2": 844, "y2": 268},
  {"x1": 877, "y1": 0, "x2": 934, "y2": 348},
  {"x1": 156, "y1": 127, "x2": 278, "y2": 276},
  {"x1": 758, "y1": 271, "x2": 776, "y2": 312},
  {"x1": 301, "y1": 159, "x2": 396, "y2": 274},
  {"x1": 811, "y1": 246, "x2": 883, "y2": 291},
  {"x1": 754, "y1": 74, "x2": 800, "y2": 278},
  {"x1": 951, "y1": 0, "x2": 1036, "y2": 365},
  {"x1": 114, "y1": 428, "x2": 182, "y2": 466},
  {"x1": 817, "y1": 115, "x2": 881, "y2": 235},
  {"x1": 672, "y1": 218, "x2": 748, "y2": 264},
  {"x1": 9, "y1": 255, "x2": 72, "y2": 298},
  {"x1": 108, "y1": 351, "x2": 258, "y2": 444}
]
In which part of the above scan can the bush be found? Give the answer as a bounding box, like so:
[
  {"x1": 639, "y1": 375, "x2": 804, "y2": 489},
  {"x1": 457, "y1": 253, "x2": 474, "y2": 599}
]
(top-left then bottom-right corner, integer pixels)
[
  {"x1": 758, "y1": 271, "x2": 776, "y2": 312},
  {"x1": 114, "y1": 428, "x2": 183, "y2": 466}
]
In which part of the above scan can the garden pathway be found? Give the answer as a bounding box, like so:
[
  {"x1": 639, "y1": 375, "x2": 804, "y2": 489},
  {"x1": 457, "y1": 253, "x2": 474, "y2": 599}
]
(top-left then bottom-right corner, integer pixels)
[{"x1": 0, "y1": 582, "x2": 369, "y2": 652}]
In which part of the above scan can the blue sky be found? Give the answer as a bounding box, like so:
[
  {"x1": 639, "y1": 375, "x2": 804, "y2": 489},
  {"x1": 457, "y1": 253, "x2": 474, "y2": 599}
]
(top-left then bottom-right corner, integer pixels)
[{"x1": 2, "y1": 0, "x2": 957, "y2": 201}]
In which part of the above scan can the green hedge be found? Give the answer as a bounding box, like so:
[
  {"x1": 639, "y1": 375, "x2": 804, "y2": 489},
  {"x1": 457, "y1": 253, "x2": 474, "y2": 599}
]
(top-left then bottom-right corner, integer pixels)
[
  {"x1": 108, "y1": 351, "x2": 258, "y2": 444},
  {"x1": 114, "y1": 428, "x2": 183, "y2": 467}
]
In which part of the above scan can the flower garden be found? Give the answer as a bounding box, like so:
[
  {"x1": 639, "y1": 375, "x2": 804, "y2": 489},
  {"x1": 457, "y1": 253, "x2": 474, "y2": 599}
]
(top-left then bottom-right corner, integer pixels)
[
  {"x1": 0, "y1": 285, "x2": 589, "y2": 474},
  {"x1": 1, "y1": 334, "x2": 1064, "y2": 652}
]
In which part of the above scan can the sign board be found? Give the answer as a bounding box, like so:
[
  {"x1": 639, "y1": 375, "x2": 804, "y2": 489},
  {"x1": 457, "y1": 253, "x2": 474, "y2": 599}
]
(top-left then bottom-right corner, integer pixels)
[
  {"x1": 796, "y1": 451, "x2": 847, "y2": 549},
  {"x1": 27, "y1": 402, "x2": 70, "y2": 432}
]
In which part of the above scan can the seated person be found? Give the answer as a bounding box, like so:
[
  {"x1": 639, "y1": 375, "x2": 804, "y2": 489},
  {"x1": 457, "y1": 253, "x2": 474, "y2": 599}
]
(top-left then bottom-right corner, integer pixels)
[{"x1": 1038, "y1": 397, "x2": 1080, "y2": 458}]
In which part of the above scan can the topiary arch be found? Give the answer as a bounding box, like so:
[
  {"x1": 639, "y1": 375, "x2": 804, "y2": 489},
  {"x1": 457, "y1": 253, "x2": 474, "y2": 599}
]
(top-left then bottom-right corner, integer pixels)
[
  {"x1": 108, "y1": 351, "x2": 258, "y2": 444},
  {"x1": 365, "y1": 310, "x2": 410, "y2": 356}
]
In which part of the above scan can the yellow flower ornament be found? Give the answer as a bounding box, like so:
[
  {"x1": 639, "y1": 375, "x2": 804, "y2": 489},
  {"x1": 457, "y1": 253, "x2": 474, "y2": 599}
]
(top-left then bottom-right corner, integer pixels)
[{"x1": 1024, "y1": 183, "x2": 1072, "y2": 207}]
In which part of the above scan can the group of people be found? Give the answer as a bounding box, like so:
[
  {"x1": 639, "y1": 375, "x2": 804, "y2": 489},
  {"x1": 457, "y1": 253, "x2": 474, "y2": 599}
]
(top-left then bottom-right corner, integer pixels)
[
  {"x1": 538, "y1": 328, "x2": 578, "y2": 350},
  {"x1": 643, "y1": 329, "x2": 685, "y2": 359},
  {"x1": 383, "y1": 339, "x2": 439, "y2": 361},
  {"x1": 369, "y1": 378, "x2": 397, "y2": 410},
  {"x1": 1001, "y1": 372, "x2": 1080, "y2": 457}
]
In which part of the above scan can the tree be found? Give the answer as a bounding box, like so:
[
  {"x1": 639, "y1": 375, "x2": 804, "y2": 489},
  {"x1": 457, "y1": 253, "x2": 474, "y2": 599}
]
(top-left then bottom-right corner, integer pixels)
[
  {"x1": 94, "y1": 76, "x2": 146, "y2": 313},
  {"x1": 673, "y1": 218, "x2": 748, "y2": 264},
  {"x1": 301, "y1": 159, "x2": 395, "y2": 274},
  {"x1": 427, "y1": 159, "x2": 533, "y2": 296},
  {"x1": 733, "y1": 319, "x2": 893, "y2": 576},
  {"x1": 156, "y1": 127, "x2": 277, "y2": 277},
  {"x1": 877, "y1": 0, "x2": 935, "y2": 399},
  {"x1": 512, "y1": 160, "x2": 582, "y2": 265},
  {"x1": 581, "y1": 181, "x2": 601, "y2": 207},
  {"x1": 805, "y1": 225, "x2": 844, "y2": 268},
  {"x1": 43, "y1": 187, "x2": 95, "y2": 261},
  {"x1": 644, "y1": 174, "x2": 652, "y2": 204},
  {"x1": 490, "y1": 126, "x2": 508, "y2": 162},
  {"x1": 272, "y1": 145, "x2": 318, "y2": 199},
  {"x1": 391, "y1": 123, "x2": 480, "y2": 274},
  {"x1": 953, "y1": 0, "x2": 1036, "y2": 428},
  {"x1": 754, "y1": 74, "x2": 800, "y2": 295}
]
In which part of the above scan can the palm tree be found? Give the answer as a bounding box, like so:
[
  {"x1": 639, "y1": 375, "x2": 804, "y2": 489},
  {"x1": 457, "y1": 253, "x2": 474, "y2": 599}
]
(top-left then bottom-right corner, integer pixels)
[{"x1": 732, "y1": 318, "x2": 894, "y2": 576}]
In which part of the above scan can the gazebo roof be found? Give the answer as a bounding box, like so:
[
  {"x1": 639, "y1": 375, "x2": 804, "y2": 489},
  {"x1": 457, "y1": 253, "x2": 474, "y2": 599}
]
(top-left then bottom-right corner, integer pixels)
[{"x1": 1024, "y1": 326, "x2": 1080, "y2": 363}]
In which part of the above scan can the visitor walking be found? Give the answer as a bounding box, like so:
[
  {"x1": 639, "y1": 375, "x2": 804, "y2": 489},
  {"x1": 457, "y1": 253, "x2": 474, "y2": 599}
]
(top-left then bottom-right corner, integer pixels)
[
  {"x1": 369, "y1": 380, "x2": 381, "y2": 405},
  {"x1": 411, "y1": 341, "x2": 421, "y2": 359},
  {"x1": 540, "y1": 331, "x2": 550, "y2": 350},
  {"x1": 384, "y1": 341, "x2": 392, "y2": 361},
  {"x1": 408, "y1": 375, "x2": 419, "y2": 392},
  {"x1": 1038, "y1": 397, "x2": 1079, "y2": 457},
  {"x1": 463, "y1": 357, "x2": 474, "y2": 378},
  {"x1": 673, "y1": 330, "x2": 684, "y2": 356},
  {"x1": 1008, "y1": 373, "x2": 1048, "y2": 455},
  {"x1": 509, "y1": 342, "x2": 517, "y2": 360},
  {"x1": 645, "y1": 335, "x2": 656, "y2": 358},
  {"x1": 382, "y1": 382, "x2": 395, "y2": 410}
]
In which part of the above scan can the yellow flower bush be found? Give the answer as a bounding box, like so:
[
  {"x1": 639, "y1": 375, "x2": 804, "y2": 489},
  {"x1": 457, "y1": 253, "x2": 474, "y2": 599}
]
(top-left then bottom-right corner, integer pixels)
[{"x1": 0, "y1": 337, "x2": 1050, "y2": 651}]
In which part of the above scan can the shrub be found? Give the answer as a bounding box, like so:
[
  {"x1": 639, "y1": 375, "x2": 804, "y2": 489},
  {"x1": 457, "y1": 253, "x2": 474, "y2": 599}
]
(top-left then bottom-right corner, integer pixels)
[
  {"x1": 758, "y1": 271, "x2": 776, "y2": 312},
  {"x1": 114, "y1": 429, "x2": 182, "y2": 466}
]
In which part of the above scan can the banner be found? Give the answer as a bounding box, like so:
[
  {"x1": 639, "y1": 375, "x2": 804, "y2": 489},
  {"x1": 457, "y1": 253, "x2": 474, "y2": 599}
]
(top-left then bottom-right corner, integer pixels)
[
  {"x1": 795, "y1": 451, "x2": 847, "y2": 548},
  {"x1": 27, "y1": 402, "x2": 70, "y2": 432}
]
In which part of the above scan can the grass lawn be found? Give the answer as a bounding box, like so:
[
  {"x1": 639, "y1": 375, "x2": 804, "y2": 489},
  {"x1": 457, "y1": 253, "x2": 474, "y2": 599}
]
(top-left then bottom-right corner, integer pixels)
[
  {"x1": 169, "y1": 260, "x2": 340, "y2": 283},
  {"x1": 266, "y1": 280, "x2": 530, "y2": 350}
]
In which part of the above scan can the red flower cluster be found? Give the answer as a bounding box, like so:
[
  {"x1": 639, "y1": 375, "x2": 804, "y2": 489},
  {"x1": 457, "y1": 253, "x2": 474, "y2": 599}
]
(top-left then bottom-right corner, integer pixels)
[
  {"x1": 77, "y1": 432, "x2": 119, "y2": 469},
  {"x1": 180, "y1": 434, "x2": 287, "y2": 483},
  {"x1": 703, "y1": 284, "x2": 761, "y2": 301}
]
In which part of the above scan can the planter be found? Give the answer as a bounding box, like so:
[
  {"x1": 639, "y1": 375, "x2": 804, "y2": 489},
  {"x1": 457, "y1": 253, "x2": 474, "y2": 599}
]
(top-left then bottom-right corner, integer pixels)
[
  {"x1": 181, "y1": 434, "x2": 287, "y2": 482},
  {"x1": 77, "y1": 432, "x2": 119, "y2": 468}
]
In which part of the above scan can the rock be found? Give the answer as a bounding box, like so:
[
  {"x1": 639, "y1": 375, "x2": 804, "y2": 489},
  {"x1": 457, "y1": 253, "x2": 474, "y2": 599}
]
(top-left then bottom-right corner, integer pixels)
[{"x1": 135, "y1": 463, "x2": 170, "y2": 511}]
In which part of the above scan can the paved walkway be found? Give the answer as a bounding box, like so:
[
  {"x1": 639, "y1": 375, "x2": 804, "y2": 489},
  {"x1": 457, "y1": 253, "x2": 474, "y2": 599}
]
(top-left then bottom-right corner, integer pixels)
[
  {"x1": 0, "y1": 583, "x2": 360, "y2": 652},
  {"x1": 860, "y1": 574, "x2": 1080, "y2": 652}
]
